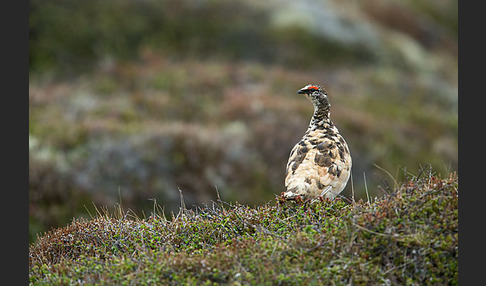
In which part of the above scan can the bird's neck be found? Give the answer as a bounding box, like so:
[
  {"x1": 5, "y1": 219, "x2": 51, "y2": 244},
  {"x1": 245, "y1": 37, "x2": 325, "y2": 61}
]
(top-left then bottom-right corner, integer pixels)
[{"x1": 309, "y1": 104, "x2": 332, "y2": 130}]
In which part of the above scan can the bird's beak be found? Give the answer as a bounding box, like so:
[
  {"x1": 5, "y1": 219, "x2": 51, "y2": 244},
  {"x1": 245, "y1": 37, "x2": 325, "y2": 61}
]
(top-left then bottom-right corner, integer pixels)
[{"x1": 297, "y1": 89, "x2": 305, "y2": 94}]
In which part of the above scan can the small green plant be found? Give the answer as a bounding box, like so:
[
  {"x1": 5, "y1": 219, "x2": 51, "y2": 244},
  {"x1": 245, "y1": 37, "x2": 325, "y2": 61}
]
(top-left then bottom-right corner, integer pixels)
[{"x1": 30, "y1": 169, "x2": 457, "y2": 285}]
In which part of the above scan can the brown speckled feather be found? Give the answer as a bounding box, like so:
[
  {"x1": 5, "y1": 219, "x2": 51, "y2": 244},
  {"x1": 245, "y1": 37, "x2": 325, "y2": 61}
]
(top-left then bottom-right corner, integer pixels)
[{"x1": 284, "y1": 84, "x2": 352, "y2": 201}]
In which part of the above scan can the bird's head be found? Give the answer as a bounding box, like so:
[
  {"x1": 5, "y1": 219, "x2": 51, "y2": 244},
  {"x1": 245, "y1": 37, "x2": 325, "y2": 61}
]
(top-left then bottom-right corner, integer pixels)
[{"x1": 297, "y1": 84, "x2": 329, "y2": 111}]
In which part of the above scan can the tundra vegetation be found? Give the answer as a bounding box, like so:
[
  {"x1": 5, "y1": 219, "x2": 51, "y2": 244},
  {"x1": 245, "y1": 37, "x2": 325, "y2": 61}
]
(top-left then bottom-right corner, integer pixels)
[{"x1": 29, "y1": 0, "x2": 457, "y2": 283}]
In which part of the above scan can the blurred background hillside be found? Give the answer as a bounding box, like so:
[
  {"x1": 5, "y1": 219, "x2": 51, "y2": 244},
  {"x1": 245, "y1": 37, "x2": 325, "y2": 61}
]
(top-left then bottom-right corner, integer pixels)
[{"x1": 29, "y1": 0, "x2": 458, "y2": 242}]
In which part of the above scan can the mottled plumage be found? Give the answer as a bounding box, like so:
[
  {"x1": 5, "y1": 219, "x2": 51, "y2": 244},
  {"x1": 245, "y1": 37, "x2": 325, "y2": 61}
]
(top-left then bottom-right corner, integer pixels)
[{"x1": 284, "y1": 84, "x2": 352, "y2": 201}]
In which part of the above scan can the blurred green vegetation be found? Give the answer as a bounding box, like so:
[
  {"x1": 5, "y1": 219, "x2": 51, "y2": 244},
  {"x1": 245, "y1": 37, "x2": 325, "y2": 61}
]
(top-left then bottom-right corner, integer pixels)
[
  {"x1": 30, "y1": 0, "x2": 342, "y2": 75},
  {"x1": 29, "y1": 0, "x2": 457, "y2": 242}
]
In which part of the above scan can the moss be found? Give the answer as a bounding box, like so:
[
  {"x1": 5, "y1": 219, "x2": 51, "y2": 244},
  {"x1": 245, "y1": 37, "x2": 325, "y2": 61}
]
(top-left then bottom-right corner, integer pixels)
[{"x1": 30, "y1": 170, "x2": 457, "y2": 284}]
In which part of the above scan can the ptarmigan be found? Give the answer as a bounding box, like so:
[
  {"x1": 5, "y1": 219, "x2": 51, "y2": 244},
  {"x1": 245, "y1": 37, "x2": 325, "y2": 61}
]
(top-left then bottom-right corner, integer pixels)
[{"x1": 283, "y1": 84, "x2": 352, "y2": 202}]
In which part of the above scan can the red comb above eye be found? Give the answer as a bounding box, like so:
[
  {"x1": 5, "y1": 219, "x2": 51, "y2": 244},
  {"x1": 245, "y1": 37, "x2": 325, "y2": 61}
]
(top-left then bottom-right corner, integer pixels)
[{"x1": 308, "y1": 85, "x2": 319, "y2": 90}]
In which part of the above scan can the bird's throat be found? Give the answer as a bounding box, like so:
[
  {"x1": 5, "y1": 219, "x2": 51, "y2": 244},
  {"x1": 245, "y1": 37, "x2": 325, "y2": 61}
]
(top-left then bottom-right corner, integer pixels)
[{"x1": 309, "y1": 108, "x2": 332, "y2": 130}]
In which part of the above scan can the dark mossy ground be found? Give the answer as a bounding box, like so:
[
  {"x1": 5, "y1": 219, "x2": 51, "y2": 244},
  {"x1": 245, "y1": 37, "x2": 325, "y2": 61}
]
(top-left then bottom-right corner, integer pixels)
[{"x1": 30, "y1": 169, "x2": 457, "y2": 285}]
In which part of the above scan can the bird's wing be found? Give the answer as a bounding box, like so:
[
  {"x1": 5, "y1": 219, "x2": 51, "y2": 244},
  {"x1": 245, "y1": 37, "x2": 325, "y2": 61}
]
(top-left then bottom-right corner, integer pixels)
[{"x1": 285, "y1": 133, "x2": 351, "y2": 199}]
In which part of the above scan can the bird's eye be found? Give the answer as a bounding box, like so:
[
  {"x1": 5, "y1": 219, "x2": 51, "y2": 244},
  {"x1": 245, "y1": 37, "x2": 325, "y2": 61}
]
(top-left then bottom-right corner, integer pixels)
[{"x1": 307, "y1": 86, "x2": 319, "y2": 91}]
